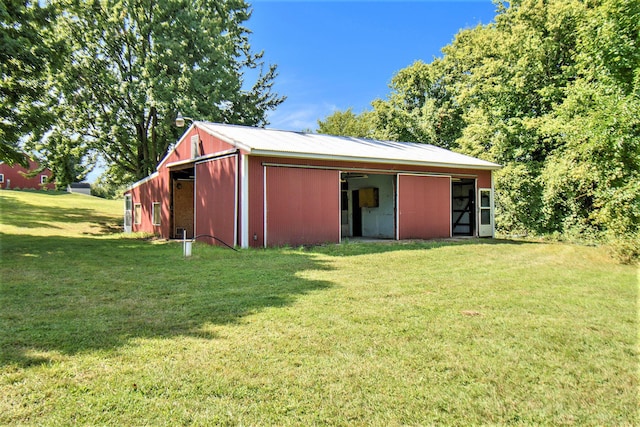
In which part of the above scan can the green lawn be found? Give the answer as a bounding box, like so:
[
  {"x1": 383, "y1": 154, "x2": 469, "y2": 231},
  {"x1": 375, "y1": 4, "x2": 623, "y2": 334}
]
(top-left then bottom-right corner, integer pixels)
[{"x1": 0, "y1": 190, "x2": 637, "y2": 425}]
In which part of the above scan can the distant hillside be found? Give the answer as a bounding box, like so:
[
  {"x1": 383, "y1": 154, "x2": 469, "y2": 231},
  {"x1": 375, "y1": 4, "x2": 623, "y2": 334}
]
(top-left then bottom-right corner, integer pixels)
[{"x1": 0, "y1": 190, "x2": 123, "y2": 238}]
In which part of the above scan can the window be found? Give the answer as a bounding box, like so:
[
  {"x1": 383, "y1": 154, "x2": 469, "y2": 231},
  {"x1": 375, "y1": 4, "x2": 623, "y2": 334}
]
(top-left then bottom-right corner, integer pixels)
[
  {"x1": 480, "y1": 190, "x2": 491, "y2": 225},
  {"x1": 152, "y1": 202, "x2": 161, "y2": 226},
  {"x1": 40, "y1": 175, "x2": 48, "y2": 184},
  {"x1": 134, "y1": 203, "x2": 142, "y2": 225},
  {"x1": 0, "y1": 174, "x2": 4, "y2": 183}
]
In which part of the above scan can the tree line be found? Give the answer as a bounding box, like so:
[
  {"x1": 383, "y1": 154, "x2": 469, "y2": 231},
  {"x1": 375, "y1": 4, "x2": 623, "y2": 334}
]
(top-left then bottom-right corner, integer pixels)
[
  {"x1": 1, "y1": 0, "x2": 284, "y2": 185},
  {"x1": 317, "y1": 0, "x2": 639, "y2": 261}
]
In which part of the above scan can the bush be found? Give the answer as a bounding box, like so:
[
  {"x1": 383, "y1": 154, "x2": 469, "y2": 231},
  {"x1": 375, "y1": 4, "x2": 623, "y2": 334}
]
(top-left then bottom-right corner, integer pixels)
[{"x1": 607, "y1": 233, "x2": 640, "y2": 265}]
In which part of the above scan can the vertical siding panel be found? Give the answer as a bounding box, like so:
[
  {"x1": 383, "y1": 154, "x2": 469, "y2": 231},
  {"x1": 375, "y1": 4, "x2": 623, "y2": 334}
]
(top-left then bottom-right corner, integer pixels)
[
  {"x1": 266, "y1": 167, "x2": 339, "y2": 246},
  {"x1": 195, "y1": 156, "x2": 237, "y2": 247},
  {"x1": 248, "y1": 156, "x2": 265, "y2": 248},
  {"x1": 398, "y1": 175, "x2": 451, "y2": 239}
]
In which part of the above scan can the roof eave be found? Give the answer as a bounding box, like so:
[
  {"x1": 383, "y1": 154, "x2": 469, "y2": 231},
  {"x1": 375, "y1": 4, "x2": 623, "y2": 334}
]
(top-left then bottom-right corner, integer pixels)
[
  {"x1": 249, "y1": 150, "x2": 502, "y2": 171},
  {"x1": 196, "y1": 122, "x2": 253, "y2": 153},
  {"x1": 124, "y1": 171, "x2": 160, "y2": 192}
]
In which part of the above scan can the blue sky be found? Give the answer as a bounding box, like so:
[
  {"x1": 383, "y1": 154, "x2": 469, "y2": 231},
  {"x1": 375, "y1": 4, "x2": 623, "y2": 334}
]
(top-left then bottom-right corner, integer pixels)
[{"x1": 248, "y1": 0, "x2": 498, "y2": 131}]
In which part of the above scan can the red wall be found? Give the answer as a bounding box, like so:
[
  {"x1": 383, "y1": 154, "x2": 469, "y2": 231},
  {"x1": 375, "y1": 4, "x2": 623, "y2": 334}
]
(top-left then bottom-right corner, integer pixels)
[
  {"x1": 265, "y1": 166, "x2": 340, "y2": 247},
  {"x1": 159, "y1": 126, "x2": 237, "y2": 168},
  {"x1": 247, "y1": 156, "x2": 493, "y2": 247},
  {"x1": 195, "y1": 155, "x2": 237, "y2": 247},
  {"x1": 0, "y1": 159, "x2": 55, "y2": 190},
  {"x1": 248, "y1": 156, "x2": 265, "y2": 247},
  {"x1": 398, "y1": 175, "x2": 451, "y2": 239},
  {"x1": 129, "y1": 172, "x2": 169, "y2": 237},
  {"x1": 127, "y1": 124, "x2": 238, "y2": 239}
]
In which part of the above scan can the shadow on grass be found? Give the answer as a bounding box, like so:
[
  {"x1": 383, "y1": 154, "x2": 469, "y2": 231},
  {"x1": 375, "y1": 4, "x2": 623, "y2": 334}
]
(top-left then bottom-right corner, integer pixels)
[
  {"x1": 0, "y1": 231, "x2": 538, "y2": 367},
  {"x1": 0, "y1": 193, "x2": 119, "y2": 234},
  {"x1": 0, "y1": 234, "x2": 334, "y2": 367},
  {"x1": 307, "y1": 237, "x2": 537, "y2": 257}
]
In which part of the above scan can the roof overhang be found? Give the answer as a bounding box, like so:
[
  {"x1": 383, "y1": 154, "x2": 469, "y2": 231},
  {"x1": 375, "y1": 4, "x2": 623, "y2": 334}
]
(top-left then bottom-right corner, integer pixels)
[
  {"x1": 249, "y1": 149, "x2": 502, "y2": 171},
  {"x1": 166, "y1": 148, "x2": 239, "y2": 170},
  {"x1": 124, "y1": 171, "x2": 159, "y2": 192}
]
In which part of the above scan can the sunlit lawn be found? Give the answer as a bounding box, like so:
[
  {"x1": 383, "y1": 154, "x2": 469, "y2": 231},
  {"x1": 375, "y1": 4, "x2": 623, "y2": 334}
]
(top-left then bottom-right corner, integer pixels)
[{"x1": 0, "y1": 190, "x2": 637, "y2": 425}]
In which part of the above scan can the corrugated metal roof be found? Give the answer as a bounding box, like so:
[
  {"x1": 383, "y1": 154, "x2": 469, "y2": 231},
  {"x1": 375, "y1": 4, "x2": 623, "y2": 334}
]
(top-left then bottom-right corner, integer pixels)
[{"x1": 195, "y1": 122, "x2": 501, "y2": 170}]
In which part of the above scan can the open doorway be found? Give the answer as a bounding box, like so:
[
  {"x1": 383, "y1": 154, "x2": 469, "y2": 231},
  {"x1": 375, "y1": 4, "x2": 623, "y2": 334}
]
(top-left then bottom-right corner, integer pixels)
[
  {"x1": 341, "y1": 172, "x2": 395, "y2": 239},
  {"x1": 170, "y1": 168, "x2": 194, "y2": 239},
  {"x1": 452, "y1": 178, "x2": 476, "y2": 236}
]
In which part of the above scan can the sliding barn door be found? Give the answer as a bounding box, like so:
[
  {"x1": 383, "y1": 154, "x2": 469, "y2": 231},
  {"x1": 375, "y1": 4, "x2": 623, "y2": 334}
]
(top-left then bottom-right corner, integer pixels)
[
  {"x1": 265, "y1": 167, "x2": 340, "y2": 247},
  {"x1": 195, "y1": 155, "x2": 237, "y2": 247},
  {"x1": 397, "y1": 174, "x2": 451, "y2": 240}
]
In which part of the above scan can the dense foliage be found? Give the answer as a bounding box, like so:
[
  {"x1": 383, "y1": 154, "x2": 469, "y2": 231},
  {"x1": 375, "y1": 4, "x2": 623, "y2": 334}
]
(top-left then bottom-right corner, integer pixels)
[
  {"x1": 2, "y1": 0, "x2": 284, "y2": 185},
  {"x1": 0, "y1": 0, "x2": 59, "y2": 167},
  {"x1": 318, "y1": 0, "x2": 639, "y2": 259}
]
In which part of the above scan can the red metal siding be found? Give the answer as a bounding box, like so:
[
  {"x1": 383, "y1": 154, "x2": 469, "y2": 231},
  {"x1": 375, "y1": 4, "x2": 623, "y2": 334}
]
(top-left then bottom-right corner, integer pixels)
[
  {"x1": 128, "y1": 172, "x2": 169, "y2": 237},
  {"x1": 195, "y1": 155, "x2": 237, "y2": 247},
  {"x1": 398, "y1": 175, "x2": 451, "y2": 240},
  {"x1": 265, "y1": 167, "x2": 340, "y2": 247},
  {"x1": 0, "y1": 159, "x2": 55, "y2": 190},
  {"x1": 160, "y1": 127, "x2": 237, "y2": 167},
  {"x1": 248, "y1": 156, "x2": 265, "y2": 247},
  {"x1": 257, "y1": 155, "x2": 493, "y2": 178},
  {"x1": 475, "y1": 170, "x2": 491, "y2": 189}
]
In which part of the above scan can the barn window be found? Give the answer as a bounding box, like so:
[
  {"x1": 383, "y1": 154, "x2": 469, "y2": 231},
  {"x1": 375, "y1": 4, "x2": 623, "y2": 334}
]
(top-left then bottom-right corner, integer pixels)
[
  {"x1": 0, "y1": 174, "x2": 4, "y2": 183},
  {"x1": 134, "y1": 203, "x2": 142, "y2": 225},
  {"x1": 152, "y1": 202, "x2": 161, "y2": 226},
  {"x1": 40, "y1": 175, "x2": 47, "y2": 184}
]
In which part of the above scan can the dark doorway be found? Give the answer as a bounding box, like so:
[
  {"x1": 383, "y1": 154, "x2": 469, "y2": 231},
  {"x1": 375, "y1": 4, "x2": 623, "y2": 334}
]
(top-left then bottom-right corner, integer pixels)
[
  {"x1": 452, "y1": 178, "x2": 476, "y2": 236},
  {"x1": 352, "y1": 190, "x2": 362, "y2": 237},
  {"x1": 170, "y1": 168, "x2": 195, "y2": 239}
]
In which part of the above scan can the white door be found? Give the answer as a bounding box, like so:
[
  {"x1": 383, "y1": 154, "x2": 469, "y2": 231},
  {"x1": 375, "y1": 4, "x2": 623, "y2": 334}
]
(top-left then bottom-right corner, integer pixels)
[
  {"x1": 124, "y1": 195, "x2": 132, "y2": 233},
  {"x1": 478, "y1": 188, "x2": 494, "y2": 237}
]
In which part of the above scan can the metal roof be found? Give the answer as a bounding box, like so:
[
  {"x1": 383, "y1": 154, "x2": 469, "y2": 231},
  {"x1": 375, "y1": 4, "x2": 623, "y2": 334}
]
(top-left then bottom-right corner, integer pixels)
[{"x1": 194, "y1": 122, "x2": 501, "y2": 170}]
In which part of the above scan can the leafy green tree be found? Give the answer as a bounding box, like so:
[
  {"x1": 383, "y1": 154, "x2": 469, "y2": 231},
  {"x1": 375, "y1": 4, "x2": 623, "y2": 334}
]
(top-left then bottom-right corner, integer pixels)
[
  {"x1": 0, "y1": 0, "x2": 58, "y2": 167},
  {"x1": 42, "y1": 0, "x2": 284, "y2": 183},
  {"x1": 370, "y1": 60, "x2": 464, "y2": 149},
  {"x1": 316, "y1": 108, "x2": 375, "y2": 138},
  {"x1": 316, "y1": 0, "x2": 639, "y2": 258}
]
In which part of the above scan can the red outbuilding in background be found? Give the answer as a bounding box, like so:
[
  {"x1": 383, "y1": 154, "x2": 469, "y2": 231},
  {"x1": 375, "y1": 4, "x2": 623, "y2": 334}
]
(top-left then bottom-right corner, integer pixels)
[{"x1": 0, "y1": 158, "x2": 55, "y2": 191}]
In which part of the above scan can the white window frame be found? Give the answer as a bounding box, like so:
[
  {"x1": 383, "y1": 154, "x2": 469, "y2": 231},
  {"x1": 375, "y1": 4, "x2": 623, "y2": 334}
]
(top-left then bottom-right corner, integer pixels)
[
  {"x1": 40, "y1": 175, "x2": 48, "y2": 184},
  {"x1": 152, "y1": 202, "x2": 161, "y2": 226},
  {"x1": 134, "y1": 203, "x2": 142, "y2": 225}
]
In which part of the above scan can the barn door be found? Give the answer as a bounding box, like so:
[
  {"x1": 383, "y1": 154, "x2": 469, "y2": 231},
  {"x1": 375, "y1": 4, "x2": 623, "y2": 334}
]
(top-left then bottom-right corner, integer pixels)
[
  {"x1": 194, "y1": 156, "x2": 237, "y2": 247},
  {"x1": 397, "y1": 174, "x2": 451, "y2": 240},
  {"x1": 478, "y1": 188, "x2": 494, "y2": 237},
  {"x1": 265, "y1": 167, "x2": 340, "y2": 247}
]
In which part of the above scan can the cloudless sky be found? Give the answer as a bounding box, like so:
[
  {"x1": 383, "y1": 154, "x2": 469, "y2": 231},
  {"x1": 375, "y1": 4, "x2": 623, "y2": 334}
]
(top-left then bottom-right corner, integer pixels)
[{"x1": 247, "y1": 0, "x2": 498, "y2": 131}]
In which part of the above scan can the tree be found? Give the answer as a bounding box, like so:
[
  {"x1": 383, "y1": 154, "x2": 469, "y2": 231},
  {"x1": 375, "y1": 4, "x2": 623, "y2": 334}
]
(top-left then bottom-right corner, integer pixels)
[
  {"x1": 0, "y1": 0, "x2": 58, "y2": 167},
  {"x1": 370, "y1": 60, "x2": 464, "y2": 149},
  {"x1": 41, "y1": 0, "x2": 284, "y2": 183},
  {"x1": 315, "y1": 0, "x2": 639, "y2": 257},
  {"x1": 316, "y1": 108, "x2": 375, "y2": 138}
]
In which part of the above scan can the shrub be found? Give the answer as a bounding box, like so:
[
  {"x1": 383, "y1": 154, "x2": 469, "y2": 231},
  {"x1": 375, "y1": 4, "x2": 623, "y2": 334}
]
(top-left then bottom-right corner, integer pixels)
[{"x1": 607, "y1": 233, "x2": 640, "y2": 265}]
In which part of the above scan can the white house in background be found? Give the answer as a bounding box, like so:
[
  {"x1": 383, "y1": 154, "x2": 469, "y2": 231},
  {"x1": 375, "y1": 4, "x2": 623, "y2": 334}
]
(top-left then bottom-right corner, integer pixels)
[{"x1": 67, "y1": 182, "x2": 92, "y2": 195}]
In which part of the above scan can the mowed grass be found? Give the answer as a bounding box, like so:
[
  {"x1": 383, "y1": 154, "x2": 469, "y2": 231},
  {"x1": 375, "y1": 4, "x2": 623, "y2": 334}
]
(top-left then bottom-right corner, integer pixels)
[{"x1": 0, "y1": 190, "x2": 637, "y2": 425}]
